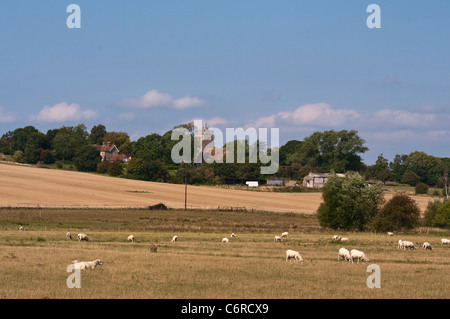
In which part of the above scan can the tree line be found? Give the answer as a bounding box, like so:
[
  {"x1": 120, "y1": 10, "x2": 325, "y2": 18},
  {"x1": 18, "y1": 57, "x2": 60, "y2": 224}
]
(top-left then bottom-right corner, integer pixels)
[{"x1": 1, "y1": 124, "x2": 449, "y2": 191}]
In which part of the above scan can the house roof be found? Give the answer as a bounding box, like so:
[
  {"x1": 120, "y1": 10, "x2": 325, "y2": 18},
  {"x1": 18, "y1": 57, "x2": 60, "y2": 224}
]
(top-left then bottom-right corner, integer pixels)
[{"x1": 92, "y1": 144, "x2": 118, "y2": 153}]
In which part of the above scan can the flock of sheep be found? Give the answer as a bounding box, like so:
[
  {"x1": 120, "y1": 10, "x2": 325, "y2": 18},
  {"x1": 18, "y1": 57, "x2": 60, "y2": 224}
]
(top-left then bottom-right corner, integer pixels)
[{"x1": 20, "y1": 227, "x2": 450, "y2": 270}]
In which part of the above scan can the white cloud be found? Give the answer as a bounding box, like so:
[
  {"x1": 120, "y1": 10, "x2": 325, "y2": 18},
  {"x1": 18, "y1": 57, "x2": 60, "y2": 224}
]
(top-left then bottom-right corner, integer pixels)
[
  {"x1": 118, "y1": 89, "x2": 207, "y2": 110},
  {"x1": 118, "y1": 90, "x2": 172, "y2": 109},
  {"x1": 173, "y1": 96, "x2": 206, "y2": 110},
  {"x1": 372, "y1": 109, "x2": 436, "y2": 128},
  {"x1": 31, "y1": 102, "x2": 98, "y2": 123},
  {"x1": 0, "y1": 107, "x2": 16, "y2": 123},
  {"x1": 288, "y1": 103, "x2": 361, "y2": 126},
  {"x1": 247, "y1": 103, "x2": 361, "y2": 130}
]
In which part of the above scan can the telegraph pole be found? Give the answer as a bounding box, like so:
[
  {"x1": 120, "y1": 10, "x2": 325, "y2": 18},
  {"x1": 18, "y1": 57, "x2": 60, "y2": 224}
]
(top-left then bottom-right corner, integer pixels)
[{"x1": 184, "y1": 162, "x2": 187, "y2": 211}]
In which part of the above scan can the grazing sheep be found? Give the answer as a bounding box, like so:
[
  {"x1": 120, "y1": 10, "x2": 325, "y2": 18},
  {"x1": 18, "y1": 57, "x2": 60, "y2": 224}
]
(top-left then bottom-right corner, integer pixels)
[
  {"x1": 441, "y1": 238, "x2": 450, "y2": 245},
  {"x1": 19, "y1": 226, "x2": 24, "y2": 231},
  {"x1": 77, "y1": 233, "x2": 89, "y2": 242},
  {"x1": 422, "y1": 242, "x2": 432, "y2": 251},
  {"x1": 387, "y1": 232, "x2": 394, "y2": 236},
  {"x1": 222, "y1": 238, "x2": 229, "y2": 243},
  {"x1": 350, "y1": 249, "x2": 370, "y2": 263},
  {"x1": 340, "y1": 237, "x2": 349, "y2": 242},
  {"x1": 274, "y1": 236, "x2": 282, "y2": 242},
  {"x1": 66, "y1": 232, "x2": 72, "y2": 240},
  {"x1": 72, "y1": 259, "x2": 103, "y2": 270},
  {"x1": 332, "y1": 235, "x2": 341, "y2": 241},
  {"x1": 281, "y1": 232, "x2": 289, "y2": 239},
  {"x1": 285, "y1": 249, "x2": 303, "y2": 262},
  {"x1": 338, "y1": 248, "x2": 352, "y2": 262},
  {"x1": 231, "y1": 233, "x2": 237, "y2": 238},
  {"x1": 127, "y1": 235, "x2": 135, "y2": 242},
  {"x1": 401, "y1": 240, "x2": 416, "y2": 250},
  {"x1": 171, "y1": 235, "x2": 178, "y2": 242}
]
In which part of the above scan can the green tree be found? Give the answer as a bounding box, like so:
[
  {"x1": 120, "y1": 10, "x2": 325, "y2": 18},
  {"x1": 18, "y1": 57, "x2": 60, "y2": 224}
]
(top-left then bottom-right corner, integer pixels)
[
  {"x1": 372, "y1": 193, "x2": 421, "y2": 232},
  {"x1": 401, "y1": 171, "x2": 421, "y2": 186},
  {"x1": 389, "y1": 154, "x2": 409, "y2": 183},
  {"x1": 317, "y1": 172, "x2": 384, "y2": 230},
  {"x1": 72, "y1": 145, "x2": 101, "y2": 172},
  {"x1": 432, "y1": 200, "x2": 450, "y2": 228},
  {"x1": 292, "y1": 130, "x2": 368, "y2": 172},
  {"x1": 403, "y1": 151, "x2": 442, "y2": 185},
  {"x1": 88, "y1": 124, "x2": 107, "y2": 145},
  {"x1": 52, "y1": 125, "x2": 89, "y2": 161},
  {"x1": 279, "y1": 140, "x2": 302, "y2": 165},
  {"x1": 103, "y1": 131, "x2": 130, "y2": 149},
  {"x1": 127, "y1": 158, "x2": 169, "y2": 182},
  {"x1": 423, "y1": 200, "x2": 443, "y2": 226}
]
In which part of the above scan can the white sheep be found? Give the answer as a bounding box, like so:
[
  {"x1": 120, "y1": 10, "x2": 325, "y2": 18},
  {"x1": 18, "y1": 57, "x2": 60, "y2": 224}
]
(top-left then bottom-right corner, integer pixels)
[
  {"x1": 281, "y1": 232, "x2": 289, "y2": 239},
  {"x1": 285, "y1": 249, "x2": 303, "y2": 262},
  {"x1": 77, "y1": 233, "x2": 89, "y2": 242},
  {"x1": 350, "y1": 249, "x2": 370, "y2": 263},
  {"x1": 387, "y1": 232, "x2": 394, "y2": 236},
  {"x1": 222, "y1": 238, "x2": 229, "y2": 243},
  {"x1": 332, "y1": 235, "x2": 341, "y2": 241},
  {"x1": 127, "y1": 235, "x2": 135, "y2": 242},
  {"x1": 398, "y1": 239, "x2": 404, "y2": 250},
  {"x1": 401, "y1": 240, "x2": 416, "y2": 250},
  {"x1": 66, "y1": 232, "x2": 72, "y2": 240},
  {"x1": 422, "y1": 242, "x2": 432, "y2": 251},
  {"x1": 338, "y1": 248, "x2": 352, "y2": 262},
  {"x1": 441, "y1": 238, "x2": 450, "y2": 244},
  {"x1": 231, "y1": 233, "x2": 237, "y2": 238},
  {"x1": 274, "y1": 236, "x2": 282, "y2": 242},
  {"x1": 171, "y1": 235, "x2": 178, "y2": 242},
  {"x1": 340, "y1": 237, "x2": 349, "y2": 242},
  {"x1": 19, "y1": 226, "x2": 24, "y2": 231},
  {"x1": 72, "y1": 259, "x2": 103, "y2": 270}
]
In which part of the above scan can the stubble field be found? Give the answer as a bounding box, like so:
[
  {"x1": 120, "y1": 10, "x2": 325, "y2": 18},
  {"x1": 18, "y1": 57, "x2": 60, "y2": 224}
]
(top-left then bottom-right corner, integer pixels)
[{"x1": 0, "y1": 208, "x2": 449, "y2": 299}]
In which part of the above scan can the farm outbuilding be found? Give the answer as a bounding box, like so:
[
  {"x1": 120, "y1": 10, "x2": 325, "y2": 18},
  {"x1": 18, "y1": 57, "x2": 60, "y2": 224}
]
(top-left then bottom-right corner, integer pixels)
[
  {"x1": 267, "y1": 178, "x2": 284, "y2": 186},
  {"x1": 302, "y1": 173, "x2": 345, "y2": 188}
]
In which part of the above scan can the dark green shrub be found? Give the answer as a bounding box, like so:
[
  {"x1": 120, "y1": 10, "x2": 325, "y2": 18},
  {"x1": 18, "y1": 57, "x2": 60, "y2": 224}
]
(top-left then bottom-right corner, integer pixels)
[
  {"x1": 372, "y1": 193, "x2": 421, "y2": 232},
  {"x1": 432, "y1": 200, "x2": 450, "y2": 228},
  {"x1": 415, "y1": 182, "x2": 429, "y2": 195}
]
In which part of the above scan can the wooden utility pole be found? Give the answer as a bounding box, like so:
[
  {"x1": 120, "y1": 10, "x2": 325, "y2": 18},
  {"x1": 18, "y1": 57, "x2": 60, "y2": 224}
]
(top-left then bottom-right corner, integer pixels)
[{"x1": 184, "y1": 162, "x2": 187, "y2": 211}]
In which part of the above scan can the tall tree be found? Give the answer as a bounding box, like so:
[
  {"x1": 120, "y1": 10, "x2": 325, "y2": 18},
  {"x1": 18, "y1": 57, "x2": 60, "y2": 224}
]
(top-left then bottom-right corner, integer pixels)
[
  {"x1": 88, "y1": 124, "x2": 107, "y2": 145},
  {"x1": 317, "y1": 172, "x2": 384, "y2": 230},
  {"x1": 291, "y1": 130, "x2": 368, "y2": 172}
]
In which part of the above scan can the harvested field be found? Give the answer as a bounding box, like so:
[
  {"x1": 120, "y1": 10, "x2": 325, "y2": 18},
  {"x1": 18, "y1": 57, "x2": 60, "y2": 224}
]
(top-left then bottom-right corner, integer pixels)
[
  {"x1": 0, "y1": 164, "x2": 321, "y2": 213},
  {"x1": 0, "y1": 163, "x2": 434, "y2": 214}
]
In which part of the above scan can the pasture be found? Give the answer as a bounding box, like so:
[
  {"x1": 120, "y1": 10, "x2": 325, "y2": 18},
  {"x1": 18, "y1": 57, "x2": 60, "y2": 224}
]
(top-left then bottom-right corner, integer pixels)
[{"x1": 0, "y1": 208, "x2": 449, "y2": 299}]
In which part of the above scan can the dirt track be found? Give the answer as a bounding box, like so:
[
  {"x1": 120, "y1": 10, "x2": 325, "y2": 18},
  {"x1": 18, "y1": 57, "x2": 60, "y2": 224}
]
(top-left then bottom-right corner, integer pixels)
[{"x1": 0, "y1": 164, "x2": 322, "y2": 213}]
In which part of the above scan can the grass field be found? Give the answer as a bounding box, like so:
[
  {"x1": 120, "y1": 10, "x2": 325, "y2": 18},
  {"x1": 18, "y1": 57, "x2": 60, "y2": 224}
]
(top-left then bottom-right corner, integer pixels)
[{"x1": 0, "y1": 208, "x2": 449, "y2": 299}]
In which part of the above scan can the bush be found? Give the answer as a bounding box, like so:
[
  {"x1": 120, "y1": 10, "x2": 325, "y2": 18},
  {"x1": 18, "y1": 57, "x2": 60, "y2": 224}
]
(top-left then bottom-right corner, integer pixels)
[
  {"x1": 13, "y1": 150, "x2": 25, "y2": 163},
  {"x1": 432, "y1": 200, "x2": 450, "y2": 228},
  {"x1": 317, "y1": 172, "x2": 384, "y2": 230},
  {"x1": 423, "y1": 200, "x2": 442, "y2": 226},
  {"x1": 56, "y1": 161, "x2": 64, "y2": 169},
  {"x1": 372, "y1": 193, "x2": 421, "y2": 232},
  {"x1": 415, "y1": 182, "x2": 429, "y2": 195}
]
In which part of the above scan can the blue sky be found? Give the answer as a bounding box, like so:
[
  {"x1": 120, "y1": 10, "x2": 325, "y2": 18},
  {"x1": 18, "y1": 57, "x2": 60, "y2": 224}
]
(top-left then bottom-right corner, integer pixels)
[{"x1": 0, "y1": 1, "x2": 449, "y2": 164}]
